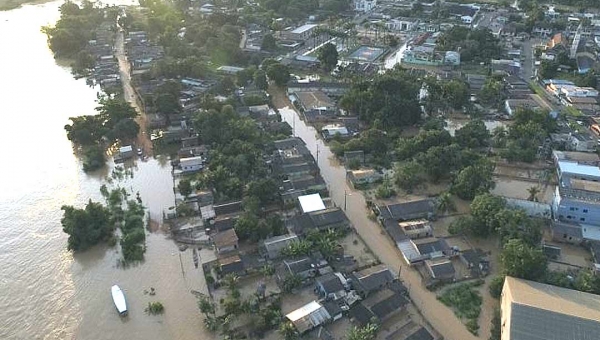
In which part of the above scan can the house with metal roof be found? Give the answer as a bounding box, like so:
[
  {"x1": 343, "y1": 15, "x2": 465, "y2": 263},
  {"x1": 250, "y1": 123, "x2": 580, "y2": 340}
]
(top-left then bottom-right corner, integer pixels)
[
  {"x1": 212, "y1": 229, "x2": 239, "y2": 254},
  {"x1": 290, "y1": 208, "x2": 350, "y2": 235},
  {"x1": 286, "y1": 300, "x2": 331, "y2": 333},
  {"x1": 350, "y1": 264, "x2": 395, "y2": 298},
  {"x1": 377, "y1": 199, "x2": 435, "y2": 221},
  {"x1": 315, "y1": 272, "x2": 347, "y2": 300},
  {"x1": 501, "y1": 276, "x2": 600, "y2": 340}
]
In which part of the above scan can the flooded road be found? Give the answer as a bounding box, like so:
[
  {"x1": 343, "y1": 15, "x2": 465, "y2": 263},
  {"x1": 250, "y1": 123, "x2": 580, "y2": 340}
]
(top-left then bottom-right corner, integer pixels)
[
  {"x1": 0, "y1": 2, "x2": 208, "y2": 339},
  {"x1": 274, "y1": 96, "x2": 479, "y2": 339}
]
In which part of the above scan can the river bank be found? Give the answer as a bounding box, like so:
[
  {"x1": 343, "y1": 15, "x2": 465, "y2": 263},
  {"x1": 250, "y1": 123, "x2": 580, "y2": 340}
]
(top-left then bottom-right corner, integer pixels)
[{"x1": 0, "y1": 2, "x2": 212, "y2": 339}]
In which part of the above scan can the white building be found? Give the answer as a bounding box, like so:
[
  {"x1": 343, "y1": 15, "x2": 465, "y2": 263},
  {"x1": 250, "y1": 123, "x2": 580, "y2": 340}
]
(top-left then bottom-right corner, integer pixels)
[
  {"x1": 385, "y1": 18, "x2": 418, "y2": 31},
  {"x1": 180, "y1": 156, "x2": 203, "y2": 173},
  {"x1": 354, "y1": 0, "x2": 377, "y2": 12},
  {"x1": 285, "y1": 301, "x2": 331, "y2": 334}
]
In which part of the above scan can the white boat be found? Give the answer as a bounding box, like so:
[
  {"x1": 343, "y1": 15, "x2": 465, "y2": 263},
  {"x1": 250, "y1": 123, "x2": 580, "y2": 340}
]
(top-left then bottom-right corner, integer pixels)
[{"x1": 111, "y1": 285, "x2": 128, "y2": 316}]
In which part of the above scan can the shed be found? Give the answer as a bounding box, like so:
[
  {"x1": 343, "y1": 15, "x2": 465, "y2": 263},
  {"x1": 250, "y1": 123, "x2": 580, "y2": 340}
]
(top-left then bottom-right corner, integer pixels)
[
  {"x1": 180, "y1": 156, "x2": 204, "y2": 173},
  {"x1": 219, "y1": 254, "x2": 245, "y2": 276},
  {"x1": 119, "y1": 145, "x2": 134, "y2": 159},
  {"x1": 377, "y1": 199, "x2": 435, "y2": 221},
  {"x1": 363, "y1": 288, "x2": 409, "y2": 322}
]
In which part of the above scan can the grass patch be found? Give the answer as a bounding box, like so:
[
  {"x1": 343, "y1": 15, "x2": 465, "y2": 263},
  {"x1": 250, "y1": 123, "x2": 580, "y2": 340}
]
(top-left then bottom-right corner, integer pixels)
[
  {"x1": 438, "y1": 281, "x2": 482, "y2": 335},
  {"x1": 529, "y1": 81, "x2": 546, "y2": 98},
  {"x1": 564, "y1": 105, "x2": 583, "y2": 117}
]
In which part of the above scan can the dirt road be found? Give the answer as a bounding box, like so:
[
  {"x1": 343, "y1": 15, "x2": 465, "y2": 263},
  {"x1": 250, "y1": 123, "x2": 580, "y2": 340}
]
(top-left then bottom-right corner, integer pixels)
[
  {"x1": 115, "y1": 29, "x2": 154, "y2": 156},
  {"x1": 270, "y1": 87, "x2": 480, "y2": 340}
]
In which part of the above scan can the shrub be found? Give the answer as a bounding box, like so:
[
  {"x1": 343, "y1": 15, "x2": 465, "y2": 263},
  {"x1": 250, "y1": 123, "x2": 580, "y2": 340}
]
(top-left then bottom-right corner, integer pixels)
[{"x1": 146, "y1": 301, "x2": 165, "y2": 315}]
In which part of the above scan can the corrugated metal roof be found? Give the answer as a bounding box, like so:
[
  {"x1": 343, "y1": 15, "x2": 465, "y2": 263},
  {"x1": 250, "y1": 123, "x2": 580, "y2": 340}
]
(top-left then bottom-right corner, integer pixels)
[{"x1": 298, "y1": 193, "x2": 326, "y2": 213}]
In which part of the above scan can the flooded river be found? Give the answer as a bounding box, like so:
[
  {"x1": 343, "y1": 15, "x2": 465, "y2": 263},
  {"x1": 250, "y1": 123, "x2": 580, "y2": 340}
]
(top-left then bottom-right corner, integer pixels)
[{"x1": 0, "y1": 2, "x2": 208, "y2": 339}]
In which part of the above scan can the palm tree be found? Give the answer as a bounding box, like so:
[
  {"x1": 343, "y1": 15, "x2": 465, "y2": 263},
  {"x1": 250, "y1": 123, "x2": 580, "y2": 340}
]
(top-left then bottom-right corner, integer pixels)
[
  {"x1": 492, "y1": 126, "x2": 508, "y2": 147},
  {"x1": 222, "y1": 273, "x2": 239, "y2": 292},
  {"x1": 527, "y1": 186, "x2": 541, "y2": 202},
  {"x1": 279, "y1": 321, "x2": 298, "y2": 340},
  {"x1": 437, "y1": 192, "x2": 456, "y2": 214}
]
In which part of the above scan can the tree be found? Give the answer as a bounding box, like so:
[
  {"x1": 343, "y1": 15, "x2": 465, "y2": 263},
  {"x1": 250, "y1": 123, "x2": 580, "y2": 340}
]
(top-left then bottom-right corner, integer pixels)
[
  {"x1": 110, "y1": 118, "x2": 140, "y2": 142},
  {"x1": 197, "y1": 294, "x2": 216, "y2": 316},
  {"x1": 340, "y1": 69, "x2": 422, "y2": 129},
  {"x1": 455, "y1": 120, "x2": 490, "y2": 148},
  {"x1": 234, "y1": 213, "x2": 260, "y2": 241},
  {"x1": 470, "y1": 193, "x2": 506, "y2": 236},
  {"x1": 61, "y1": 200, "x2": 112, "y2": 251},
  {"x1": 479, "y1": 78, "x2": 504, "y2": 107},
  {"x1": 266, "y1": 62, "x2": 290, "y2": 87},
  {"x1": 488, "y1": 276, "x2": 505, "y2": 299},
  {"x1": 282, "y1": 274, "x2": 302, "y2": 293},
  {"x1": 451, "y1": 160, "x2": 495, "y2": 200},
  {"x1": 253, "y1": 69, "x2": 268, "y2": 91},
  {"x1": 501, "y1": 239, "x2": 547, "y2": 281},
  {"x1": 527, "y1": 186, "x2": 540, "y2": 202},
  {"x1": 437, "y1": 192, "x2": 456, "y2": 214},
  {"x1": 394, "y1": 161, "x2": 425, "y2": 193},
  {"x1": 178, "y1": 179, "x2": 192, "y2": 197},
  {"x1": 317, "y1": 43, "x2": 339, "y2": 72},
  {"x1": 279, "y1": 321, "x2": 298, "y2": 340},
  {"x1": 443, "y1": 80, "x2": 470, "y2": 110},
  {"x1": 347, "y1": 323, "x2": 379, "y2": 340},
  {"x1": 261, "y1": 33, "x2": 277, "y2": 51},
  {"x1": 82, "y1": 145, "x2": 106, "y2": 172}
]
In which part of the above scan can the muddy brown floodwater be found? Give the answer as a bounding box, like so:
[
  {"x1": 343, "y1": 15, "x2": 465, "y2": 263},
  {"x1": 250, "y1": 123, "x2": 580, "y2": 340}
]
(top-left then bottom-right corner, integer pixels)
[{"x1": 0, "y1": 2, "x2": 210, "y2": 339}]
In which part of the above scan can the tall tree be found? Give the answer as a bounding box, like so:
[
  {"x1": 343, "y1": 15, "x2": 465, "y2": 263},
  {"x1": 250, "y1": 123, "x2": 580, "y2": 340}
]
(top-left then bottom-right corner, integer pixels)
[
  {"x1": 451, "y1": 160, "x2": 495, "y2": 200},
  {"x1": 317, "y1": 43, "x2": 339, "y2": 72},
  {"x1": 501, "y1": 238, "x2": 547, "y2": 281}
]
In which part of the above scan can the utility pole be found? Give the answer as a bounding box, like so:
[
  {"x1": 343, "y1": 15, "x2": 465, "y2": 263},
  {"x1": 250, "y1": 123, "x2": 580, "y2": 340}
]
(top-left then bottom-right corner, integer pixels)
[
  {"x1": 344, "y1": 189, "x2": 347, "y2": 211},
  {"x1": 316, "y1": 143, "x2": 319, "y2": 164}
]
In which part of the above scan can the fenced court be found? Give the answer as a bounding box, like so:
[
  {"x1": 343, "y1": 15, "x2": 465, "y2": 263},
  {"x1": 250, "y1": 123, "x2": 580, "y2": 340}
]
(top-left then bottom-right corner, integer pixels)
[{"x1": 348, "y1": 45, "x2": 385, "y2": 62}]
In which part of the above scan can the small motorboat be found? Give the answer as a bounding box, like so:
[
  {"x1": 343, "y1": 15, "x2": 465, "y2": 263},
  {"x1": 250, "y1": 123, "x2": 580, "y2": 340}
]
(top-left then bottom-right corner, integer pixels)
[{"x1": 111, "y1": 285, "x2": 128, "y2": 316}]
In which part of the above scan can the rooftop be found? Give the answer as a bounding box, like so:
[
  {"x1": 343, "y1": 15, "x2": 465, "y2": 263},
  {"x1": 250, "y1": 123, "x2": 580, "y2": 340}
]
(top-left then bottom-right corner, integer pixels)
[
  {"x1": 558, "y1": 160, "x2": 600, "y2": 178},
  {"x1": 503, "y1": 276, "x2": 600, "y2": 339},
  {"x1": 285, "y1": 300, "x2": 331, "y2": 333},
  {"x1": 570, "y1": 179, "x2": 600, "y2": 193},
  {"x1": 553, "y1": 151, "x2": 600, "y2": 165},
  {"x1": 298, "y1": 193, "x2": 326, "y2": 213},
  {"x1": 294, "y1": 91, "x2": 335, "y2": 110},
  {"x1": 290, "y1": 24, "x2": 318, "y2": 34},
  {"x1": 212, "y1": 229, "x2": 238, "y2": 248}
]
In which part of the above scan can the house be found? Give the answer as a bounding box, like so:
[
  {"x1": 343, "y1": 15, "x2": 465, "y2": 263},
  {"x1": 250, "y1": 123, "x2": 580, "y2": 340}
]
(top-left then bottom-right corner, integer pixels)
[
  {"x1": 385, "y1": 219, "x2": 433, "y2": 243},
  {"x1": 354, "y1": 0, "x2": 377, "y2": 12},
  {"x1": 377, "y1": 199, "x2": 435, "y2": 221},
  {"x1": 322, "y1": 125, "x2": 350, "y2": 140},
  {"x1": 504, "y1": 99, "x2": 540, "y2": 116},
  {"x1": 290, "y1": 208, "x2": 350, "y2": 235},
  {"x1": 398, "y1": 238, "x2": 452, "y2": 265},
  {"x1": 362, "y1": 288, "x2": 409, "y2": 323},
  {"x1": 551, "y1": 221, "x2": 584, "y2": 244},
  {"x1": 298, "y1": 193, "x2": 326, "y2": 213},
  {"x1": 214, "y1": 201, "x2": 243, "y2": 217},
  {"x1": 216, "y1": 65, "x2": 245, "y2": 75},
  {"x1": 460, "y1": 249, "x2": 490, "y2": 276},
  {"x1": 285, "y1": 301, "x2": 331, "y2": 334},
  {"x1": 425, "y1": 258, "x2": 455, "y2": 283},
  {"x1": 315, "y1": 272, "x2": 347, "y2": 300},
  {"x1": 351, "y1": 264, "x2": 395, "y2": 298},
  {"x1": 219, "y1": 254, "x2": 245, "y2": 276},
  {"x1": 212, "y1": 229, "x2": 239, "y2": 254},
  {"x1": 322, "y1": 301, "x2": 344, "y2": 322},
  {"x1": 213, "y1": 217, "x2": 235, "y2": 232},
  {"x1": 446, "y1": 3, "x2": 479, "y2": 25},
  {"x1": 281, "y1": 175, "x2": 328, "y2": 205},
  {"x1": 349, "y1": 303, "x2": 376, "y2": 326},
  {"x1": 501, "y1": 276, "x2": 600, "y2": 340},
  {"x1": 291, "y1": 90, "x2": 337, "y2": 122},
  {"x1": 283, "y1": 257, "x2": 317, "y2": 280},
  {"x1": 347, "y1": 169, "x2": 383, "y2": 188},
  {"x1": 180, "y1": 156, "x2": 204, "y2": 173},
  {"x1": 282, "y1": 24, "x2": 319, "y2": 41},
  {"x1": 286, "y1": 81, "x2": 351, "y2": 97},
  {"x1": 263, "y1": 234, "x2": 299, "y2": 259}
]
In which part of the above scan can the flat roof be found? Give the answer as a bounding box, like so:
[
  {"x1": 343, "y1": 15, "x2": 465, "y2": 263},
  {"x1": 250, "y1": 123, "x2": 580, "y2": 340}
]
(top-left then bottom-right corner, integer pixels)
[
  {"x1": 286, "y1": 300, "x2": 323, "y2": 321},
  {"x1": 558, "y1": 160, "x2": 600, "y2": 177},
  {"x1": 291, "y1": 24, "x2": 318, "y2": 34},
  {"x1": 298, "y1": 193, "x2": 326, "y2": 213},
  {"x1": 553, "y1": 150, "x2": 600, "y2": 164},
  {"x1": 570, "y1": 179, "x2": 600, "y2": 193}
]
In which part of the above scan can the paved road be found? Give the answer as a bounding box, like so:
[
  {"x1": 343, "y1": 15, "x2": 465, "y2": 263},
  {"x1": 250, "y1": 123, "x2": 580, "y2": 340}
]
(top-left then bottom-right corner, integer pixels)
[{"x1": 270, "y1": 88, "x2": 480, "y2": 340}]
